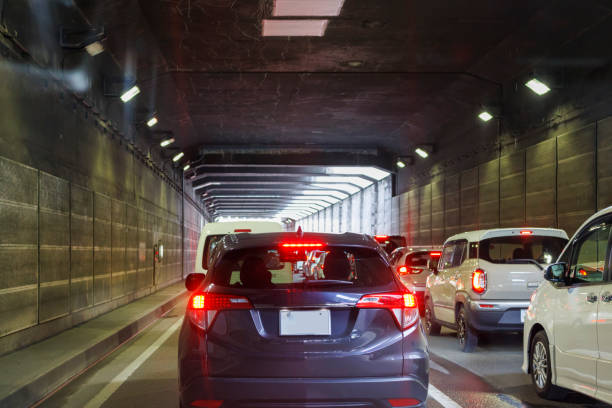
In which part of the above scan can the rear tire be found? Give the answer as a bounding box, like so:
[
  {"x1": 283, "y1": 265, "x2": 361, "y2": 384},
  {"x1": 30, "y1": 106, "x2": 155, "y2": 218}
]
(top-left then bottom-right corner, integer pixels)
[
  {"x1": 424, "y1": 300, "x2": 441, "y2": 336},
  {"x1": 457, "y1": 306, "x2": 477, "y2": 352},
  {"x1": 530, "y1": 330, "x2": 568, "y2": 400}
]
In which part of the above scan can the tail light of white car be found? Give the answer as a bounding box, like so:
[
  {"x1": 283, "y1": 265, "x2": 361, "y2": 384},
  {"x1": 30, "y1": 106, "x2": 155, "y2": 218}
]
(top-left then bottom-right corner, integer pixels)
[
  {"x1": 357, "y1": 292, "x2": 419, "y2": 330},
  {"x1": 472, "y1": 269, "x2": 487, "y2": 294}
]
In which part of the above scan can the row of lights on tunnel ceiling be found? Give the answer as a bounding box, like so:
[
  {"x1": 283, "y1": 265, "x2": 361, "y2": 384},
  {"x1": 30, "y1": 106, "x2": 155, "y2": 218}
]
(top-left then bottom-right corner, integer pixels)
[
  {"x1": 396, "y1": 77, "x2": 552, "y2": 169},
  {"x1": 119, "y1": 84, "x2": 191, "y2": 172},
  {"x1": 478, "y1": 77, "x2": 551, "y2": 123},
  {"x1": 262, "y1": 0, "x2": 346, "y2": 37}
]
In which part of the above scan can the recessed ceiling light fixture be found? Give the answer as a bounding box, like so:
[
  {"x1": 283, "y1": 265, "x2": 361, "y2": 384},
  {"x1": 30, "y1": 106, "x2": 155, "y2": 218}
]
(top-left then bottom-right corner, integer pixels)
[
  {"x1": 396, "y1": 159, "x2": 406, "y2": 168},
  {"x1": 478, "y1": 111, "x2": 493, "y2": 122},
  {"x1": 273, "y1": 0, "x2": 345, "y2": 16},
  {"x1": 415, "y1": 148, "x2": 429, "y2": 159},
  {"x1": 146, "y1": 116, "x2": 158, "y2": 128},
  {"x1": 120, "y1": 85, "x2": 140, "y2": 103},
  {"x1": 525, "y1": 78, "x2": 551, "y2": 95},
  {"x1": 262, "y1": 19, "x2": 328, "y2": 37},
  {"x1": 85, "y1": 41, "x2": 104, "y2": 56},
  {"x1": 160, "y1": 138, "x2": 175, "y2": 147},
  {"x1": 183, "y1": 164, "x2": 190, "y2": 171},
  {"x1": 172, "y1": 152, "x2": 184, "y2": 162}
]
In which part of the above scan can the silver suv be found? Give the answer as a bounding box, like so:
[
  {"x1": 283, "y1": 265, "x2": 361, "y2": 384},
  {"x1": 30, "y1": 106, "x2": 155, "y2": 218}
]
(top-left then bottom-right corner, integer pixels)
[{"x1": 424, "y1": 228, "x2": 568, "y2": 352}]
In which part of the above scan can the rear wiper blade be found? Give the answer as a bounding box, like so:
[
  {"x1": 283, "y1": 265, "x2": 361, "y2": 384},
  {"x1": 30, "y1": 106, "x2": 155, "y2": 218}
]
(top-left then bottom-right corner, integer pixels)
[
  {"x1": 505, "y1": 259, "x2": 544, "y2": 271},
  {"x1": 303, "y1": 279, "x2": 354, "y2": 286}
]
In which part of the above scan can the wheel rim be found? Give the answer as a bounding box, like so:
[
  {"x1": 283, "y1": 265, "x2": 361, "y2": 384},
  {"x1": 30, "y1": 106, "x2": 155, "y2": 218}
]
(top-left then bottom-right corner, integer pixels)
[
  {"x1": 532, "y1": 341, "x2": 548, "y2": 390},
  {"x1": 457, "y1": 314, "x2": 466, "y2": 345}
]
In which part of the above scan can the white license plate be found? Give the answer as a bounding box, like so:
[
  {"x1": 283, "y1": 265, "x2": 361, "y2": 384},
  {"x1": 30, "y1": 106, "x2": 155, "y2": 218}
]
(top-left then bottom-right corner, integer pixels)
[
  {"x1": 279, "y1": 309, "x2": 331, "y2": 336},
  {"x1": 520, "y1": 309, "x2": 527, "y2": 323}
]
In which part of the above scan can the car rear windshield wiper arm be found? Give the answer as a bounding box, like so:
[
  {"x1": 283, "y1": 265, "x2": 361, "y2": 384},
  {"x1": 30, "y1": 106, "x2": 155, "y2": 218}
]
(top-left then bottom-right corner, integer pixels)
[
  {"x1": 505, "y1": 259, "x2": 544, "y2": 271},
  {"x1": 303, "y1": 279, "x2": 354, "y2": 286}
]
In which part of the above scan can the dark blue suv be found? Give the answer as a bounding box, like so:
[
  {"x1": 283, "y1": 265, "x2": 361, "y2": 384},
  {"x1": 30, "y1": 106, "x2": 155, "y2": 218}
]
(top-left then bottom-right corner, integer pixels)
[{"x1": 178, "y1": 232, "x2": 429, "y2": 408}]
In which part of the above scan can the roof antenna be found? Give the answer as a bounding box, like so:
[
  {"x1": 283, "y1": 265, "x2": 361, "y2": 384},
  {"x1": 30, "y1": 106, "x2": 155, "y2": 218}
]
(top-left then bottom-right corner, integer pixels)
[{"x1": 297, "y1": 226, "x2": 303, "y2": 239}]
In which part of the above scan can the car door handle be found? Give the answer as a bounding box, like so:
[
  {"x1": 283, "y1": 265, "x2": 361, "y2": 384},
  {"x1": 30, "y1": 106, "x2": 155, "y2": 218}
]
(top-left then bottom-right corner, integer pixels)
[
  {"x1": 587, "y1": 294, "x2": 598, "y2": 303},
  {"x1": 602, "y1": 293, "x2": 612, "y2": 303}
]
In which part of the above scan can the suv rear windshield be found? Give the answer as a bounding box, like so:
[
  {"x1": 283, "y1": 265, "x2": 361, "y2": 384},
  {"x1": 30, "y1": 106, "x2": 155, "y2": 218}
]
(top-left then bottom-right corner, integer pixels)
[
  {"x1": 210, "y1": 246, "x2": 394, "y2": 289},
  {"x1": 479, "y1": 236, "x2": 568, "y2": 264}
]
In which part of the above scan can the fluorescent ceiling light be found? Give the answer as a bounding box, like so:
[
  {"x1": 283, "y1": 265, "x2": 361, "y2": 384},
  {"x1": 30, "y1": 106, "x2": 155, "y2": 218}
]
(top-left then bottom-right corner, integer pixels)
[
  {"x1": 183, "y1": 164, "x2": 190, "y2": 171},
  {"x1": 415, "y1": 148, "x2": 429, "y2": 159},
  {"x1": 172, "y1": 152, "x2": 184, "y2": 162},
  {"x1": 326, "y1": 166, "x2": 390, "y2": 181},
  {"x1": 312, "y1": 176, "x2": 372, "y2": 188},
  {"x1": 262, "y1": 19, "x2": 328, "y2": 37},
  {"x1": 525, "y1": 78, "x2": 551, "y2": 95},
  {"x1": 478, "y1": 111, "x2": 493, "y2": 122},
  {"x1": 396, "y1": 160, "x2": 406, "y2": 168},
  {"x1": 85, "y1": 41, "x2": 104, "y2": 56},
  {"x1": 146, "y1": 116, "x2": 158, "y2": 127},
  {"x1": 273, "y1": 0, "x2": 345, "y2": 16},
  {"x1": 160, "y1": 138, "x2": 175, "y2": 147},
  {"x1": 300, "y1": 190, "x2": 348, "y2": 199},
  {"x1": 312, "y1": 183, "x2": 360, "y2": 194},
  {"x1": 120, "y1": 85, "x2": 140, "y2": 103}
]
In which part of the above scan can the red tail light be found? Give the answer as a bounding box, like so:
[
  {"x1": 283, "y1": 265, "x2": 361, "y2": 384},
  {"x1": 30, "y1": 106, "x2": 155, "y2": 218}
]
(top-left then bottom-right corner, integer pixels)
[
  {"x1": 397, "y1": 266, "x2": 421, "y2": 275},
  {"x1": 520, "y1": 230, "x2": 533, "y2": 236},
  {"x1": 472, "y1": 269, "x2": 486, "y2": 294},
  {"x1": 188, "y1": 293, "x2": 252, "y2": 331},
  {"x1": 356, "y1": 292, "x2": 419, "y2": 330},
  {"x1": 234, "y1": 228, "x2": 251, "y2": 233},
  {"x1": 374, "y1": 235, "x2": 389, "y2": 243},
  {"x1": 429, "y1": 251, "x2": 442, "y2": 257},
  {"x1": 388, "y1": 399, "x2": 421, "y2": 407},
  {"x1": 190, "y1": 400, "x2": 223, "y2": 408}
]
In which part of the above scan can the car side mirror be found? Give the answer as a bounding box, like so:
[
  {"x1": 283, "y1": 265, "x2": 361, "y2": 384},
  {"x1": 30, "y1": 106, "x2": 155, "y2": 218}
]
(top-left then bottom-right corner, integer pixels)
[
  {"x1": 544, "y1": 262, "x2": 566, "y2": 283},
  {"x1": 185, "y1": 273, "x2": 205, "y2": 291},
  {"x1": 428, "y1": 259, "x2": 439, "y2": 275}
]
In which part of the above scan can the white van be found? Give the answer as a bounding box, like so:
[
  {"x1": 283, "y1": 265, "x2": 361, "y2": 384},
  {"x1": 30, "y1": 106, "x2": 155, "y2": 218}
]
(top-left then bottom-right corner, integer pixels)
[{"x1": 195, "y1": 221, "x2": 284, "y2": 275}]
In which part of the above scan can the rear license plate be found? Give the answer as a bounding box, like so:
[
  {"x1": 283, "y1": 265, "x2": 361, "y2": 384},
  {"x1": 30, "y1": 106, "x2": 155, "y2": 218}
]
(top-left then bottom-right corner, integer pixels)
[
  {"x1": 520, "y1": 309, "x2": 527, "y2": 323},
  {"x1": 279, "y1": 309, "x2": 331, "y2": 336}
]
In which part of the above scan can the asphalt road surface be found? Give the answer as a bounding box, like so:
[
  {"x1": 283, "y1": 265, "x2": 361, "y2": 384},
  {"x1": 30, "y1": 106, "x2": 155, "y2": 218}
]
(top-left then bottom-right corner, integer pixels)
[{"x1": 36, "y1": 300, "x2": 611, "y2": 408}]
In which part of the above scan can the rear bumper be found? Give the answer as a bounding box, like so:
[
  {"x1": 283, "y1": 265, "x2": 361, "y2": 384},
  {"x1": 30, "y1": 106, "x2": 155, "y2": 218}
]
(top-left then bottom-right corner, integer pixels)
[
  {"x1": 467, "y1": 300, "x2": 529, "y2": 332},
  {"x1": 180, "y1": 376, "x2": 428, "y2": 408}
]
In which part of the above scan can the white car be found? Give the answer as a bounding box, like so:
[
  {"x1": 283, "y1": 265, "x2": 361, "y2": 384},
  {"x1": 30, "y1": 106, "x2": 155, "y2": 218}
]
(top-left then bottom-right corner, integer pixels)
[
  {"x1": 195, "y1": 221, "x2": 283, "y2": 275},
  {"x1": 523, "y1": 206, "x2": 612, "y2": 403},
  {"x1": 424, "y1": 228, "x2": 568, "y2": 352},
  {"x1": 389, "y1": 246, "x2": 442, "y2": 315}
]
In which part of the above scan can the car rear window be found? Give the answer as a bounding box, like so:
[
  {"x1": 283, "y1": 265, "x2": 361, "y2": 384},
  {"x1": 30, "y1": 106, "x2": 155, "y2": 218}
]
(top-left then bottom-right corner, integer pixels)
[
  {"x1": 406, "y1": 251, "x2": 430, "y2": 267},
  {"x1": 479, "y1": 236, "x2": 568, "y2": 264},
  {"x1": 210, "y1": 246, "x2": 394, "y2": 289}
]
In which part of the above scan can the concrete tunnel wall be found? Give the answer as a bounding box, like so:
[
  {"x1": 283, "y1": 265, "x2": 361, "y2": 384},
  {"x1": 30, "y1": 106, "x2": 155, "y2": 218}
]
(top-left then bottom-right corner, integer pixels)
[
  {"x1": 0, "y1": 36, "x2": 205, "y2": 355},
  {"x1": 298, "y1": 115, "x2": 612, "y2": 246}
]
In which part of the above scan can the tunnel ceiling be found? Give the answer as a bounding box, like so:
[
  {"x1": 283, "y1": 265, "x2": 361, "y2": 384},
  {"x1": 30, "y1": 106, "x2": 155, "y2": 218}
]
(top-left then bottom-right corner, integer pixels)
[{"x1": 73, "y1": 0, "x2": 612, "y2": 219}]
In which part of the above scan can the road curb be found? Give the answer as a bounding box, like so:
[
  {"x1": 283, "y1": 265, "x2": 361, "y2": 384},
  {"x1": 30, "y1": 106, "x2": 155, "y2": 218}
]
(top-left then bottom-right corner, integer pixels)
[{"x1": 0, "y1": 288, "x2": 187, "y2": 408}]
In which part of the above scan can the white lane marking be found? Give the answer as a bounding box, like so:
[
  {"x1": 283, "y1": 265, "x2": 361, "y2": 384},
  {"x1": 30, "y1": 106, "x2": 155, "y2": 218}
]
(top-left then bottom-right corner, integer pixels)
[
  {"x1": 83, "y1": 318, "x2": 183, "y2": 408},
  {"x1": 428, "y1": 384, "x2": 463, "y2": 408},
  {"x1": 429, "y1": 360, "x2": 450, "y2": 375}
]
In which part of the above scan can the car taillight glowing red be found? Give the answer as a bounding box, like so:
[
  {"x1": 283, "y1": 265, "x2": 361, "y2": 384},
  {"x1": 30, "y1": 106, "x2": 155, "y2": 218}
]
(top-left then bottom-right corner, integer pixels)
[
  {"x1": 234, "y1": 228, "x2": 252, "y2": 233},
  {"x1": 430, "y1": 251, "x2": 442, "y2": 257},
  {"x1": 356, "y1": 292, "x2": 419, "y2": 330},
  {"x1": 520, "y1": 230, "x2": 533, "y2": 236},
  {"x1": 397, "y1": 265, "x2": 408, "y2": 274},
  {"x1": 472, "y1": 269, "x2": 486, "y2": 294},
  {"x1": 374, "y1": 235, "x2": 389, "y2": 243},
  {"x1": 188, "y1": 293, "x2": 252, "y2": 331}
]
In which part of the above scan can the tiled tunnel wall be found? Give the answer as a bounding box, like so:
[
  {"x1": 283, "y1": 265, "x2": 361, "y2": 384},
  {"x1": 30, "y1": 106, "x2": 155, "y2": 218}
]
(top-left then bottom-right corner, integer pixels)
[
  {"x1": 0, "y1": 156, "x2": 204, "y2": 349},
  {"x1": 397, "y1": 116, "x2": 612, "y2": 246},
  {"x1": 0, "y1": 30, "x2": 205, "y2": 353},
  {"x1": 299, "y1": 177, "x2": 394, "y2": 235}
]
